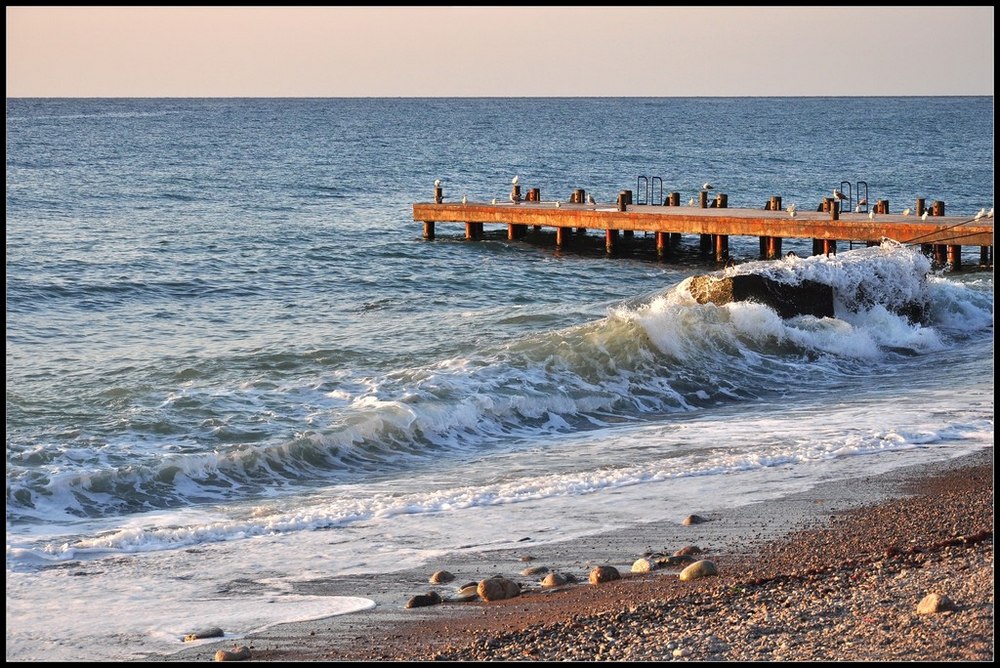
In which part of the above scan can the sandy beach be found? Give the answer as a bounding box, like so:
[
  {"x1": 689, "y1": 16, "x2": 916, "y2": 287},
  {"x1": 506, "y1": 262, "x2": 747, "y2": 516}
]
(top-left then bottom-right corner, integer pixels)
[{"x1": 154, "y1": 446, "x2": 993, "y2": 662}]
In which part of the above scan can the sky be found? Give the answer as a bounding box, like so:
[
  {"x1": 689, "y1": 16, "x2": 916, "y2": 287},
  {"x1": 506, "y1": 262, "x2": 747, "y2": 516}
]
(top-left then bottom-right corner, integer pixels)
[{"x1": 5, "y1": 6, "x2": 994, "y2": 97}]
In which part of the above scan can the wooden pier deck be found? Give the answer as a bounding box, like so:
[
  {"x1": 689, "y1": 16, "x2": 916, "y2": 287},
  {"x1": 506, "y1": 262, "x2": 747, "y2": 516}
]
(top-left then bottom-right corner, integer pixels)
[{"x1": 413, "y1": 199, "x2": 994, "y2": 268}]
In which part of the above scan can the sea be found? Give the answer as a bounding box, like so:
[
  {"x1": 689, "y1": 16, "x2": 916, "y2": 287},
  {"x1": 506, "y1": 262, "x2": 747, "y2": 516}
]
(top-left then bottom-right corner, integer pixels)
[{"x1": 5, "y1": 97, "x2": 994, "y2": 661}]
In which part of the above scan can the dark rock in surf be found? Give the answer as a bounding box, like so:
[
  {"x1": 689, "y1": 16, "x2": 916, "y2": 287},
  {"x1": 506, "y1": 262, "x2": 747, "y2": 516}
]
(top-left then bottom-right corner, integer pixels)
[{"x1": 689, "y1": 274, "x2": 835, "y2": 319}]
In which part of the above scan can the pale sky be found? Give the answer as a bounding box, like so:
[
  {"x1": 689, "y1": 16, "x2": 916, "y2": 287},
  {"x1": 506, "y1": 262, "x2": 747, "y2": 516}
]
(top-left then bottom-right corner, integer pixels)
[{"x1": 5, "y1": 6, "x2": 994, "y2": 97}]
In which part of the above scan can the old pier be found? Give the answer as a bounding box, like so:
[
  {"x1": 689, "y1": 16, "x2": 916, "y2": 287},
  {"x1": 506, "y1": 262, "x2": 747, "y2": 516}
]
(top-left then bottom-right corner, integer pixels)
[{"x1": 415, "y1": 182, "x2": 993, "y2": 269}]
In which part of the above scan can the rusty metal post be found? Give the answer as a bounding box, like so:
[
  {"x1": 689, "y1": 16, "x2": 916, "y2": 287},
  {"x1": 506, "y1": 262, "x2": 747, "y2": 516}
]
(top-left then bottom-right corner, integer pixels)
[
  {"x1": 715, "y1": 234, "x2": 729, "y2": 263},
  {"x1": 947, "y1": 245, "x2": 962, "y2": 270},
  {"x1": 716, "y1": 193, "x2": 728, "y2": 209},
  {"x1": 812, "y1": 239, "x2": 823, "y2": 256},
  {"x1": 617, "y1": 191, "x2": 628, "y2": 211},
  {"x1": 933, "y1": 245, "x2": 947, "y2": 266},
  {"x1": 915, "y1": 198, "x2": 926, "y2": 217},
  {"x1": 980, "y1": 245, "x2": 992, "y2": 267},
  {"x1": 465, "y1": 222, "x2": 481, "y2": 241},
  {"x1": 511, "y1": 184, "x2": 522, "y2": 204},
  {"x1": 528, "y1": 187, "x2": 540, "y2": 202},
  {"x1": 830, "y1": 200, "x2": 840, "y2": 221},
  {"x1": 769, "y1": 196, "x2": 782, "y2": 212},
  {"x1": 932, "y1": 200, "x2": 945, "y2": 216},
  {"x1": 669, "y1": 192, "x2": 680, "y2": 207},
  {"x1": 766, "y1": 236, "x2": 782, "y2": 259},
  {"x1": 876, "y1": 199, "x2": 888, "y2": 214},
  {"x1": 605, "y1": 229, "x2": 618, "y2": 255},
  {"x1": 508, "y1": 223, "x2": 517, "y2": 240},
  {"x1": 823, "y1": 239, "x2": 837, "y2": 256},
  {"x1": 656, "y1": 231, "x2": 669, "y2": 258},
  {"x1": 699, "y1": 191, "x2": 708, "y2": 209},
  {"x1": 555, "y1": 226, "x2": 569, "y2": 247},
  {"x1": 573, "y1": 188, "x2": 586, "y2": 204},
  {"x1": 760, "y1": 236, "x2": 768, "y2": 257},
  {"x1": 434, "y1": 186, "x2": 443, "y2": 204},
  {"x1": 423, "y1": 221, "x2": 435, "y2": 240}
]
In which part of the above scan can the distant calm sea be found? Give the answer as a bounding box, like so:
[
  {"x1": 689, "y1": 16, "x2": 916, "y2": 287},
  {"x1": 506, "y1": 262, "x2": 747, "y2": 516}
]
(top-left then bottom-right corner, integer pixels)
[{"x1": 6, "y1": 97, "x2": 994, "y2": 661}]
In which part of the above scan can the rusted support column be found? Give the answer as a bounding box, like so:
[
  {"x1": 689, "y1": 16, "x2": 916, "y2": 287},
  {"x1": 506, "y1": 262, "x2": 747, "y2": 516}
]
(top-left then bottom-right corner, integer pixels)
[
  {"x1": 812, "y1": 239, "x2": 824, "y2": 256},
  {"x1": 572, "y1": 188, "x2": 586, "y2": 204},
  {"x1": 465, "y1": 222, "x2": 481, "y2": 241},
  {"x1": 933, "y1": 245, "x2": 947, "y2": 266},
  {"x1": 830, "y1": 200, "x2": 840, "y2": 221},
  {"x1": 700, "y1": 233, "x2": 712, "y2": 255},
  {"x1": 915, "y1": 198, "x2": 926, "y2": 217},
  {"x1": 698, "y1": 191, "x2": 708, "y2": 208},
  {"x1": 555, "y1": 226, "x2": 569, "y2": 247},
  {"x1": 766, "y1": 236, "x2": 782, "y2": 259},
  {"x1": 530, "y1": 188, "x2": 541, "y2": 202},
  {"x1": 714, "y1": 234, "x2": 729, "y2": 263},
  {"x1": 715, "y1": 193, "x2": 728, "y2": 209},
  {"x1": 875, "y1": 199, "x2": 888, "y2": 214},
  {"x1": 669, "y1": 192, "x2": 680, "y2": 207},
  {"x1": 656, "y1": 231, "x2": 670, "y2": 259},
  {"x1": 423, "y1": 221, "x2": 435, "y2": 240},
  {"x1": 510, "y1": 184, "x2": 522, "y2": 204},
  {"x1": 434, "y1": 186, "x2": 443, "y2": 204},
  {"x1": 931, "y1": 200, "x2": 945, "y2": 216},
  {"x1": 769, "y1": 196, "x2": 782, "y2": 212},
  {"x1": 947, "y1": 245, "x2": 962, "y2": 270},
  {"x1": 605, "y1": 229, "x2": 618, "y2": 255},
  {"x1": 760, "y1": 236, "x2": 768, "y2": 257},
  {"x1": 823, "y1": 239, "x2": 837, "y2": 256},
  {"x1": 508, "y1": 223, "x2": 517, "y2": 240},
  {"x1": 980, "y1": 245, "x2": 992, "y2": 267},
  {"x1": 617, "y1": 191, "x2": 628, "y2": 211}
]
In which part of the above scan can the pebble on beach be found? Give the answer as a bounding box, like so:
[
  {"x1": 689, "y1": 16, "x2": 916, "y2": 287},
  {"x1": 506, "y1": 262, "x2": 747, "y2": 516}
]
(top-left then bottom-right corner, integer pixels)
[
  {"x1": 477, "y1": 576, "x2": 520, "y2": 602},
  {"x1": 631, "y1": 557, "x2": 658, "y2": 573},
  {"x1": 678, "y1": 559, "x2": 718, "y2": 581},
  {"x1": 916, "y1": 592, "x2": 954, "y2": 615},
  {"x1": 429, "y1": 570, "x2": 455, "y2": 584},
  {"x1": 183, "y1": 627, "x2": 224, "y2": 642},
  {"x1": 405, "y1": 591, "x2": 443, "y2": 608},
  {"x1": 588, "y1": 565, "x2": 621, "y2": 584},
  {"x1": 214, "y1": 646, "x2": 251, "y2": 662},
  {"x1": 682, "y1": 514, "x2": 708, "y2": 525}
]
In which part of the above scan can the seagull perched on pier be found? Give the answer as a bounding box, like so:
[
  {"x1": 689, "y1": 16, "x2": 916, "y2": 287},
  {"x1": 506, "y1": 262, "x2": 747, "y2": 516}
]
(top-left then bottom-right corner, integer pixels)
[
  {"x1": 555, "y1": 201, "x2": 561, "y2": 208},
  {"x1": 988, "y1": 207, "x2": 994, "y2": 218},
  {"x1": 491, "y1": 198, "x2": 498, "y2": 205},
  {"x1": 462, "y1": 195, "x2": 468, "y2": 204},
  {"x1": 833, "y1": 189, "x2": 847, "y2": 202},
  {"x1": 869, "y1": 210, "x2": 876, "y2": 221},
  {"x1": 434, "y1": 178, "x2": 442, "y2": 188},
  {"x1": 921, "y1": 210, "x2": 929, "y2": 221},
  {"x1": 975, "y1": 207, "x2": 986, "y2": 220},
  {"x1": 902, "y1": 208, "x2": 911, "y2": 216},
  {"x1": 786, "y1": 203, "x2": 797, "y2": 217},
  {"x1": 855, "y1": 203, "x2": 862, "y2": 213},
  {"x1": 688, "y1": 198, "x2": 696, "y2": 206},
  {"x1": 858, "y1": 197, "x2": 867, "y2": 206},
  {"x1": 702, "y1": 182, "x2": 714, "y2": 191},
  {"x1": 512, "y1": 175, "x2": 519, "y2": 186},
  {"x1": 586, "y1": 193, "x2": 595, "y2": 205}
]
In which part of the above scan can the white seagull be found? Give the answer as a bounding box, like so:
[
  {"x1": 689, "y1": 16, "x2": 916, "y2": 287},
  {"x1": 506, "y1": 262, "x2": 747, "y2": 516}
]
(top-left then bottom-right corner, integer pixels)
[
  {"x1": 921, "y1": 210, "x2": 929, "y2": 221},
  {"x1": 987, "y1": 208, "x2": 994, "y2": 218},
  {"x1": 512, "y1": 175, "x2": 519, "y2": 186},
  {"x1": 902, "y1": 208, "x2": 912, "y2": 216},
  {"x1": 491, "y1": 198, "x2": 498, "y2": 205},
  {"x1": 786, "y1": 203, "x2": 797, "y2": 217},
  {"x1": 462, "y1": 195, "x2": 468, "y2": 204},
  {"x1": 855, "y1": 203, "x2": 863, "y2": 213},
  {"x1": 586, "y1": 193, "x2": 595, "y2": 205},
  {"x1": 434, "y1": 178, "x2": 442, "y2": 188},
  {"x1": 688, "y1": 198, "x2": 696, "y2": 207},
  {"x1": 702, "y1": 182, "x2": 714, "y2": 191},
  {"x1": 869, "y1": 210, "x2": 876, "y2": 221},
  {"x1": 555, "y1": 201, "x2": 561, "y2": 208},
  {"x1": 974, "y1": 207, "x2": 986, "y2": 220},
  {"x1": 858, "y1": 197, "x2": 868, "y2": 206},
  {"x1": 833, "y1": 189, "x2": 847, "y2": 201}
]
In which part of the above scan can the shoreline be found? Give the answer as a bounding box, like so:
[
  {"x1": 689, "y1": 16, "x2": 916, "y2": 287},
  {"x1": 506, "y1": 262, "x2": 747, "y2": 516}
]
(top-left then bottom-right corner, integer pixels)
[{"x1": 155, "y1": 447, "x2": 993, "y2": 662}]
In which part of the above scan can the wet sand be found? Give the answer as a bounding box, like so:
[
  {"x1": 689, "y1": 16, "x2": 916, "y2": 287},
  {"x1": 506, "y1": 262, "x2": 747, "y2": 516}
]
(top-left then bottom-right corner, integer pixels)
[{"x1": 155, "y1": 447, "x2": 993, "y2": 662}]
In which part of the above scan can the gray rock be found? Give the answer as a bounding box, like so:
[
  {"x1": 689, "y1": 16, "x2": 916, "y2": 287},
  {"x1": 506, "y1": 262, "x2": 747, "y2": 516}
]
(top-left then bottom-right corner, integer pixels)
[
  {"x1": 183, "y1": 626, "x2": 224, "y2": 642},
  {"x1": 689, "y1": 274, "x2": 835, "y2": 319},
  {"x1": 679, "y1": 559, "x2": 718, "y2": 581}
]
